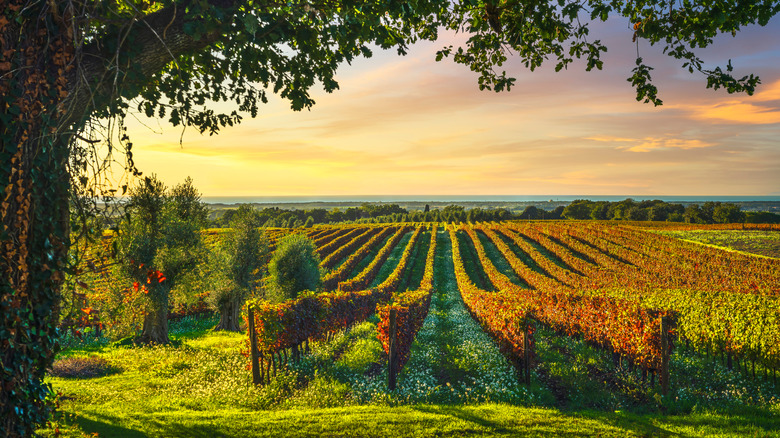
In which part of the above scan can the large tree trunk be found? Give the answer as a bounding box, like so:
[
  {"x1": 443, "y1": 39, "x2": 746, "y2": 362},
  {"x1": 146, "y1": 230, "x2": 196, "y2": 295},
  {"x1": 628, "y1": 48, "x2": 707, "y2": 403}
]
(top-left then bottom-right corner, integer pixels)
[
  {"x1": 1, "y1": 2, "x2": 221, "y2": 434},
  {"x1": 1, "y1": 3, "x2": 74, "y2": 436},
  {"x1": 137, "y1": 302, "x2": 171, "y2": 344},
  {"x1": 214, "y1": 296, "x2": 244, "y2": 332},
  {"x1": 134, "y1": 281, "x2": 171, "y2": 344},
  {"x1": 2, "y1": 0, "x2": 238, "y2": 434}
]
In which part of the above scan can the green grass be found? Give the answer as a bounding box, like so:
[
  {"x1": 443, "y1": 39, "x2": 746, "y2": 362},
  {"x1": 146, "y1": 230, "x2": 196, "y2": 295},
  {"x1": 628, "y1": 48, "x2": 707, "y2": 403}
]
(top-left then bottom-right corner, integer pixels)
[
  {"x1": 347, "y1": 232, "x2": 394, "y2": 280},
  {"x1": 42, "y1": 230, "x2": 780, "y2": 437},
  {"x1": 43, "y1": 314, "x2": 780, "y2": 437}
]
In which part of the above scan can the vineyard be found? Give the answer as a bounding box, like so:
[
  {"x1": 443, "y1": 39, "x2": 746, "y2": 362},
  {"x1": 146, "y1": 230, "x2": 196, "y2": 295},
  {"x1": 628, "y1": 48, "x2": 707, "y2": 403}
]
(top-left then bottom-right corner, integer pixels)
[
  {"x1": 46, "y1": 221, "x2": 780, "y2": 437},
  {"x1": 243, "y1": 221, "x2": 779, "y2": 391}
]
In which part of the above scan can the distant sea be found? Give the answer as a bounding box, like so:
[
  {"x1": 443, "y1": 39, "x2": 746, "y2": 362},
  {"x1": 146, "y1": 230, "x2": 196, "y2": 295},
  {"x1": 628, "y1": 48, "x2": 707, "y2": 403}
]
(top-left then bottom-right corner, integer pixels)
[{"x1": 201, "y1": 195, "x2": 780, "y2": 205}]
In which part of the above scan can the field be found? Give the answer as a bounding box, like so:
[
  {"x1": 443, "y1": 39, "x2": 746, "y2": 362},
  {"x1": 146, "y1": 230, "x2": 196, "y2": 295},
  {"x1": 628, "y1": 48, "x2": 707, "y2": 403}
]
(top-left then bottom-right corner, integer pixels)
[
  {"x1": 44, "y1": 221, "x2": 780, "y2": 437},
  {"x1": 656, "y1": 229, "x2": 780, "y2": 259}
]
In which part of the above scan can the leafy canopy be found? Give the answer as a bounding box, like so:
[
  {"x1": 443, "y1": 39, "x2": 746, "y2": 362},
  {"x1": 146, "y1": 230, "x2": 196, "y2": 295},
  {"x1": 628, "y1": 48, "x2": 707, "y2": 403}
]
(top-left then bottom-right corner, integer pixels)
[{"x1": 75, "y1": 0, "x2": 779, "y2": 148}]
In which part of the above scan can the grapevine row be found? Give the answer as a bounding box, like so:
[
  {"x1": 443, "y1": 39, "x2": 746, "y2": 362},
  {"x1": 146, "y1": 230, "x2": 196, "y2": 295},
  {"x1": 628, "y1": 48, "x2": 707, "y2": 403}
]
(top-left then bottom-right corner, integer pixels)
[
  {"x1": 449, "y1": 226, "x2": 535, "y2": 373},
  {"x1": 321, "y1": 226, "x2": 396, "y2": 291},
  {"x1": 377, "y1": 224, "x2": 438, "y2": 372},
  {"x1": 320, "y1": 227, "x2": 381, "y2": 270},
  {"x1": 460, "y1": 224, "x2": 673, "y2": 371},
  {"x1": 337, "y1": 226, "x2": 411, "y2": 292}
]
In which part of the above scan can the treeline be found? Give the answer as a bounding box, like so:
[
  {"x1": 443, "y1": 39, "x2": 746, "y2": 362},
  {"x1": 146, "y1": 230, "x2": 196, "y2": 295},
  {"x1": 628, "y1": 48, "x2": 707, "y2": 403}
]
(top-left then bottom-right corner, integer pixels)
[
  {"x1": 212, "y1": 203, "x2": 408, "y2": 228},
  {"x1": 210, "y1": 203, "x2": 569, "y2": 227},
  {"x1": 562, "y1": 199, "x2": 780, "y2": 224},
  {"x1": 210, "y1": 199, "x2": 780, "y2": 228}
]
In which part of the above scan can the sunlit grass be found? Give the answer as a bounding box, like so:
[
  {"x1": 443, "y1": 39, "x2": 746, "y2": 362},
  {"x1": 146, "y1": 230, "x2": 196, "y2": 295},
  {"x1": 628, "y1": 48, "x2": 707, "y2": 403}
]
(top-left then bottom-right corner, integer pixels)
[{"x1": 41, "y1": 230, "x2": 780, "y2": 437}]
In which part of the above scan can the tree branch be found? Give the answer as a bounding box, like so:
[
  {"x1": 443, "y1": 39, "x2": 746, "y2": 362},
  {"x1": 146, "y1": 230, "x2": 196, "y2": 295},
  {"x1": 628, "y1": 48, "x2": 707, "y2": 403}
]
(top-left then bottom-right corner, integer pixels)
[{"x1": 64, "y1": 0, "x2": 239, "y2": 129}]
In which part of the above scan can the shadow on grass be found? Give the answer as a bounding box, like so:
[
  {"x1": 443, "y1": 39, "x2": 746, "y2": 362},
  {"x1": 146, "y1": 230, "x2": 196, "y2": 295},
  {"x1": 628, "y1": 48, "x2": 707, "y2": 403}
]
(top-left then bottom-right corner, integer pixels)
[
  {"x1": 66, "y1": 403, "x2": 780, "y2": 438},
  {"x1": 411, "y1": 405, "x2": 513, "y2": 434},
  {"x1": 577, "y1": 404, "x2": 780, "y2": 438},
  {"x1": 75, "y1": 415, "x2": 147, "y2": 438},
  {"x1": 77, "y1": 412, "x2": 239, "y2": 438}
]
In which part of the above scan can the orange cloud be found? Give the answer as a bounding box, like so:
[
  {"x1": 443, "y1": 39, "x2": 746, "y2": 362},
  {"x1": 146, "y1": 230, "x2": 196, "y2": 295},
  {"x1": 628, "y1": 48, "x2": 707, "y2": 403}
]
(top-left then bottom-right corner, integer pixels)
[
  {"x1": 624, "y1": 138, "x2": 715, "y2": 153},
  {"x1": 754, "y1": 79, "x2": 780, "y2": 102},
  {"x1": 689, "y1": 101, "x2": 780, "y2": 124},
  {"x1": 587, "y1": 135, "x2": 716, "y2": 152}
]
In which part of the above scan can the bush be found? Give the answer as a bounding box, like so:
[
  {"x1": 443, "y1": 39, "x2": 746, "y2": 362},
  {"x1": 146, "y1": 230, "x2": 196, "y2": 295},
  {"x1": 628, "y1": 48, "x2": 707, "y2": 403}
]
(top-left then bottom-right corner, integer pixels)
[{"x1": 266, "y1": 234, "x2": 321, "y2": 303}]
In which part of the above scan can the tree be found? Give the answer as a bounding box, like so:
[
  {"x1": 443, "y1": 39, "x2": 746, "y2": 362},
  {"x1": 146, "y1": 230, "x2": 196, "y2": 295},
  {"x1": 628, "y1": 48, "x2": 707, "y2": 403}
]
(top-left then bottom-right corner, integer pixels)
[
  {"x1": 547, "y1": 206, "x2": 566, "y2": 220},
  {"x1": 713, "y1": 203, "x2": 746, "y2": 224},
  {"x1": 700, "y1": 201, "x2": 718, "y2": 224},
  {"x1": 169, "y1": 176, "x2": 210, "y2": 228},
  {"x1": 266, "y1": 234, "x2": 321, "y2": 303},
  {"x1": 745, "y1": 211, "x2": 780, "y2": 224},
  {"x1": 210, "y1": 205, "x2": 268, "y2": 331},
  {"x1": 589, "y1": 202, "x2": 610, "y2": 220},
  {"x1": 3, "y1": 0, "x2": 779, "y2": 435},
  {"x1": 626, "y1": 206, "x2": 649, "y2": 221},
  {"x1": 648, "y1": 205, "x2": 670, "y2": 222},
  {"x1": 684, "y1": 205, "x2": 706, "y2": 224},
  {"x1": 562, "y1": 200, "x2": 592, "y2": 220},
  {"x1": 519, "y1": 206, "x2": 541, "y2": 220},
  {"x1": 118, "y1": 175, "x2": 206, "y2": 344}
]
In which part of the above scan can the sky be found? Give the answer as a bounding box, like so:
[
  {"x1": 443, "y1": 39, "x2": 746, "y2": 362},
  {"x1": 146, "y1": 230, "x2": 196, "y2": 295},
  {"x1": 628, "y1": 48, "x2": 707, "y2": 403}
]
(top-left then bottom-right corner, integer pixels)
[{"x1": 123, "y1": 14, "x2": 780, "y2": 197}]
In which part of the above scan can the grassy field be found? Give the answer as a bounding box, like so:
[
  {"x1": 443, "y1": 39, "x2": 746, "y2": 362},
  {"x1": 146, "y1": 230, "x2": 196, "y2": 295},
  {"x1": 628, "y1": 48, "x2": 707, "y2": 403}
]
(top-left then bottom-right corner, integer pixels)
[
  {"x1": 43, "y1": 226, "x2": 780, "y2": 437},
  {"x1": 43, "y1": 314, "x2": 780, "y2": 437},
  {"x1": 656, "y1": 230, "x2": 780, "y2": 259}
]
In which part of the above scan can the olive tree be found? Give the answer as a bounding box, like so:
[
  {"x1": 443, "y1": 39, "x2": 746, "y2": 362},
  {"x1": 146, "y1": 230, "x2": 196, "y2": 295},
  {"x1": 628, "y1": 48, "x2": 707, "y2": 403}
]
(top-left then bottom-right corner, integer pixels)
[
  {"x1": 118, "y1": 175, "x2": 206, "y2": 344},
  {"x1": 210, "y1": 205, "x2": 268, "y2": 331}
]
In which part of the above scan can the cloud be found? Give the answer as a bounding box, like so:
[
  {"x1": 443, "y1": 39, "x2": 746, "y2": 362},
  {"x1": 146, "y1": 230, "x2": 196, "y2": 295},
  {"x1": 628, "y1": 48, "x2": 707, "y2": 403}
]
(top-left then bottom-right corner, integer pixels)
[
  {"x1": 686, "y1": 101, "x2": 780, "y2": 124},
  {"x1": 587, "y1": 135, "x2": 717, "y2": 152},
  {"x1": 754, "y1": 79, "x2": 780, "y2": 102},
  {"x1": 623, "y1": 138, "x2": 717, "y2": 153}
]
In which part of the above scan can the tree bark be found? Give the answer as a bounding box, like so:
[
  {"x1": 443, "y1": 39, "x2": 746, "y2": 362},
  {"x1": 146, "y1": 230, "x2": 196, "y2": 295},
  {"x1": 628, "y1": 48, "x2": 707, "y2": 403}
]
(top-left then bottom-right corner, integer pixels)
[
  {"x1": 1, "y1": 0, "x2": 246, "y2": 435},
  {"x1": 1, "y1": 3, "x2": 74, "y2": 435},
  {"x1": 214, "y1": 296, "x2": 244, "y2": 332},
  {"x1": 137, "y1": 295, "x2": 170, "y2": 344}
]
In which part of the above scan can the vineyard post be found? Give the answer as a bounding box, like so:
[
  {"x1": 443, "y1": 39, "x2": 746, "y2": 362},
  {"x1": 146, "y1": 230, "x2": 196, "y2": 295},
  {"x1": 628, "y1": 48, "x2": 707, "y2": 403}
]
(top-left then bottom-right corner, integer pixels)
[
  {"x1": 522, "y1": 320, "x2": 531, "y2": 386},
  {"x1": 660, "y1": 316, "x2": 670, "y2": 395},
  {"x1": 248, "y1": 307, "x2": 261, "y2": 385},
  {"x1": 388, "y1": 307, "x2": 398, "y2": 391}
]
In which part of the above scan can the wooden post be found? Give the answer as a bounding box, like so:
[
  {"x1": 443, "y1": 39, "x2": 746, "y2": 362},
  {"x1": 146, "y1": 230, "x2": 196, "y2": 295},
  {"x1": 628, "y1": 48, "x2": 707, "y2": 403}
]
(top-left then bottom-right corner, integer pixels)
[
  {"x1": 660, "y1": 316, "x2": 670, "y2": 395},
  {"x1": 259, "y1": 354, "x2": 265, "y2": 384},
  {"x1": 522, "y1": 325, "x2": 531, "y2": 386},
  {"x1": 388, "y1": 308, "x2": 398, "y2": 391},
  {"x1": 248, "y1": 307, "x2": 261, "y2": 385}
]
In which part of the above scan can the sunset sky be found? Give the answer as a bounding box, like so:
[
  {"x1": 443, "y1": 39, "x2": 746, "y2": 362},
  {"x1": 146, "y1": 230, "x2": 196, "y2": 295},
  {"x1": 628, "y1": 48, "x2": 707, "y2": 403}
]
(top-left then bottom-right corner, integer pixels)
[{"x1": 125, "y1": 15, "x2": 780, "y2": 198}]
